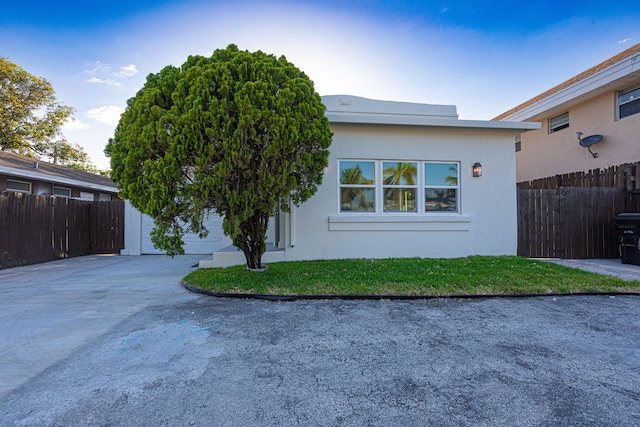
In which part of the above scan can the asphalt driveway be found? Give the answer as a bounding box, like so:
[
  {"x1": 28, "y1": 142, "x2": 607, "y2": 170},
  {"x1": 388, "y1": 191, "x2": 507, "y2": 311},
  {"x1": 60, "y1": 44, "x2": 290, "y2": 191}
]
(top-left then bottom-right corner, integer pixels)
[{"x1": 1, "y1": 255, "x2": 639, "y2": 426}]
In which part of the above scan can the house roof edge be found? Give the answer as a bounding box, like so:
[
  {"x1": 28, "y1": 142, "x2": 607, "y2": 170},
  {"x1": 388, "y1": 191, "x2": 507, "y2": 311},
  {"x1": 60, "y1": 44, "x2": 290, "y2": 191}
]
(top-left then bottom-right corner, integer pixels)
[
  {"x1": 324, "y1": 95, "x2": 539, "y2": 130},
  {"x1": 0, "y1": 165, "x2": 118, "y2": 193},
  {"x1": 494, "y1": 42, "x2": 640, "y2": 121}
]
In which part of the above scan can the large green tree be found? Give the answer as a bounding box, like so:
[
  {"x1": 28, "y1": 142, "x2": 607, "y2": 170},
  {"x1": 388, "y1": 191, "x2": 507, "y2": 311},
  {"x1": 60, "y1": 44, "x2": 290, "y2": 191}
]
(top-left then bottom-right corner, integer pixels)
[
  {"x1": 106, "y1": 45, "x2": 332, "y2": 269},
  {"x1": 0, "y1": 57, "x2": 90, "y2": 166}
]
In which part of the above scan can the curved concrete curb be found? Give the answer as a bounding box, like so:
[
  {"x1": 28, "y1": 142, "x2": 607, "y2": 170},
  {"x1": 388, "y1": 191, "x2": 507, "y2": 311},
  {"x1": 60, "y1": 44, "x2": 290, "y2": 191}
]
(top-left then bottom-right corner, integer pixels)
[{"x1": 181, "y1": 281, "x2": 640, "y2": 302}]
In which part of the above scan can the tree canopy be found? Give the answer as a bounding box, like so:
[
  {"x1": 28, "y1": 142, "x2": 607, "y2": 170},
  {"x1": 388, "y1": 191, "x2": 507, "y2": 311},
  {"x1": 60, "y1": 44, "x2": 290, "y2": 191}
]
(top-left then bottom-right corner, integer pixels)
[
  {"x1": 0, "y1": 57, "x2": 98, "y2": 171},
  {"x1": 106, "y1": 44, "x2": 333, "y2": 269}
]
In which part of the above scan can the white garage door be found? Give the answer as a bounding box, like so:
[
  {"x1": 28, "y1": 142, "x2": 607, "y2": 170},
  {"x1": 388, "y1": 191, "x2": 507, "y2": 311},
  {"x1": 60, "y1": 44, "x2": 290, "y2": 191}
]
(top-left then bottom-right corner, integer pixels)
[{"x1": 141, "y1": 213, "x2": 225, "y2": 254}]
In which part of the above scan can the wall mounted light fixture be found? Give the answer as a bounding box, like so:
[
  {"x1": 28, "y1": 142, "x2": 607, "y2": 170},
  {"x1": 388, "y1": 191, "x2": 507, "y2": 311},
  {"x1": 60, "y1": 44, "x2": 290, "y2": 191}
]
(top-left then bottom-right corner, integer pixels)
[{"x1": 472, "y1": 162, "x2": 482, "y2": 177}]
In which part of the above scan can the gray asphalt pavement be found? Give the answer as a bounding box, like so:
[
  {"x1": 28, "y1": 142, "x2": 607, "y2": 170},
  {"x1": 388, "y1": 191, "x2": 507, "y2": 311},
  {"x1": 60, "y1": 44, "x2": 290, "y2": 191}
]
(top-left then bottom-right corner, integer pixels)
[{"x1": 1, "y1": 255, "x2": 639, "y2": 426}]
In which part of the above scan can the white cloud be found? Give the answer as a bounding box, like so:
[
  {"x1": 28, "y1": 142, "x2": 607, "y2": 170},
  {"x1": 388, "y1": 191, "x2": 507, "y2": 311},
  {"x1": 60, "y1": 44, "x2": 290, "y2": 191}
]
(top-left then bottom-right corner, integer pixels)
[
  {"x1": 118, "y1": 64, "x2": 139, "y2": 76},
  {"x1": 88, "y1": 77, "x2": 122, "y2": 86},
  {"x1": 86, "y1": 106, "x2": 125, "y2": 127},
  {"x1": 618, "y1": 38, "x2": 632, "y2": 44},
  {"x1": 86, "y1": 60, "x2": 112, "y2": 75},
  {"x1": 63, "y1": 118, "x2": 90, "y2": 130},
  {"x1": 84, "y1": 61, "x2": 137, "y2": 85}
]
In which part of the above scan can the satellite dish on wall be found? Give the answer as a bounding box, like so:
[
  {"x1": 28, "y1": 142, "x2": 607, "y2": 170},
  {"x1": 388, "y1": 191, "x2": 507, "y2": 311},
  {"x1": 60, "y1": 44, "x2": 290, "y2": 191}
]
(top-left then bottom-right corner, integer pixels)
[{"x1": 577, "y1": 132, "x2": 602, "y2": 158}]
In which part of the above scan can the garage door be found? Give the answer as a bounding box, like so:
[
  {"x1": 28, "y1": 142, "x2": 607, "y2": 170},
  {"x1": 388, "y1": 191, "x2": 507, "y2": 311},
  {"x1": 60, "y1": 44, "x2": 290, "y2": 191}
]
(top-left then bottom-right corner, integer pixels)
[{"x1": 141, "y1": 213, "x2": 225, "y2": 254}]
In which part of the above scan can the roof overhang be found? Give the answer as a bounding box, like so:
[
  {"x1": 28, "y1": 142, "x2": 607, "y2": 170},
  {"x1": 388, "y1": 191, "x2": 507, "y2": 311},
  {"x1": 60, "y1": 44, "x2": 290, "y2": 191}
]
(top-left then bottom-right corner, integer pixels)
[
  {"x1": 498, "y1": 48, "x2": 640, "y2": 122},
  {"x1": 0, "y1": 166, "x2": 118, "y2": 193}
]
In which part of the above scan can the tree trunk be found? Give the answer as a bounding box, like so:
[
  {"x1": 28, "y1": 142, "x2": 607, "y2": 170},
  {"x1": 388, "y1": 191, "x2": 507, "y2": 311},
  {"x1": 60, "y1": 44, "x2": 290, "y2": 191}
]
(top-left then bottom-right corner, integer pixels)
[
  {"x1": 244, "y1": 248, "x2": 263, "y2": 270},
  {"x1": 239, "y1": 211, "x2": 268, "y2": 270}
]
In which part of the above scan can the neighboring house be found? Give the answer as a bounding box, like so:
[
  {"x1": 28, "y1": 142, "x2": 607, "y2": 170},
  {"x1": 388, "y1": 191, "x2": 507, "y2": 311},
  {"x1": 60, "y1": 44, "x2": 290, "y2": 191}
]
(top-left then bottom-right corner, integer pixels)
[
  {"x1": 0, "y1": 151, "x2": 222, "y2": 256},
  {"x1": 0, "y1": 150, "x2": 119, "y2": 200},
  {"x1": 495, "y1": 42, "x2": 640, "y2": 183},
  {"x1": 203, "y1": 95, "x2": 539, "y2": 267}
]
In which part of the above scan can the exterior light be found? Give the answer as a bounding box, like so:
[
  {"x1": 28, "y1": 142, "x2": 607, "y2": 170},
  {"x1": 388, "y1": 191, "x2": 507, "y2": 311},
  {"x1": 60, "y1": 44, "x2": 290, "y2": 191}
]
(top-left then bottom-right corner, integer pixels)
[{"x1": 472, "y1": 162, "x2": 482, "y2": 177}]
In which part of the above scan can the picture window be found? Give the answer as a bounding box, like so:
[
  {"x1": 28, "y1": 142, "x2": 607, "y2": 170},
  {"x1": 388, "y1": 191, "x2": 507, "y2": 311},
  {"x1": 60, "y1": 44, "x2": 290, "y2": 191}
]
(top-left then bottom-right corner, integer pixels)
[{"x1": 338, "y1": 160, "x2": 459, "y2": 214}]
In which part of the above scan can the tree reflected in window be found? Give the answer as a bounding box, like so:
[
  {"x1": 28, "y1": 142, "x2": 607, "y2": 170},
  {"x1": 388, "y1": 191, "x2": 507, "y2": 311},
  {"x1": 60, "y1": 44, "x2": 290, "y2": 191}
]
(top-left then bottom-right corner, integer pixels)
[
  {"x1": 383, "y1": 162, "x2": 417, "y2": 212},
  {"x1": 338, "y1": 160, "x2": 460, "y2": 214},
  {"x1": 425, "y1": 163, "x2": 458, "y2": 212},
  {"x1": 340, "y1": 161, "x2": 375, "y2": 212}
]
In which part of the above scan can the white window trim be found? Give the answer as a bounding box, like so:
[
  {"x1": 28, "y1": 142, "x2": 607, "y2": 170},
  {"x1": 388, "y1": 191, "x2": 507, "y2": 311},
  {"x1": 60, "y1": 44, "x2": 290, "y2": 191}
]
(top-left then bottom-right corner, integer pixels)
[
  {"x1": 338, "y1": 159, "x2": 461, "y2": 216},
  {"x1": 616, "y1": 82, "x2": 640, "y2": 120},
  {"x1": 6, "y1": 179, "x2": 32, "y2": 194}
]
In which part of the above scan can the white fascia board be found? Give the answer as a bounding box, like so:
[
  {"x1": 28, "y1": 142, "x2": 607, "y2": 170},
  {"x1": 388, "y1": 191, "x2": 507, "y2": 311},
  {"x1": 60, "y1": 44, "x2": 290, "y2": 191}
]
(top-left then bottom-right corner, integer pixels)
[
  {"x1": 326, "y1": 112, "x2": 540, "y2": 131},
  {"x1": 502, "y1": 53, "x2": 640, "y2": 122},
  {"x1": 0, "y1": 166, "x2": 118, "y2": 193}
]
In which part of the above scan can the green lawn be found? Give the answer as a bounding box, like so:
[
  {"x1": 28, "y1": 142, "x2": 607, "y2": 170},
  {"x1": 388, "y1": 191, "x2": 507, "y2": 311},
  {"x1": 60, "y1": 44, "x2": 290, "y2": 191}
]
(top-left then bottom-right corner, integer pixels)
[{"x1": 182, "y1": 256, "x2": 640, "y2": 297}]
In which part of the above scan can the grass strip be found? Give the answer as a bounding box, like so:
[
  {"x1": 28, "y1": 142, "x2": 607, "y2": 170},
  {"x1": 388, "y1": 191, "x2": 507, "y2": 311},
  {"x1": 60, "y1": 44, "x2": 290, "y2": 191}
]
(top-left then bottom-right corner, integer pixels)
[{"x1": 183, "y1": 256, "x2": 640, "y2": 297}]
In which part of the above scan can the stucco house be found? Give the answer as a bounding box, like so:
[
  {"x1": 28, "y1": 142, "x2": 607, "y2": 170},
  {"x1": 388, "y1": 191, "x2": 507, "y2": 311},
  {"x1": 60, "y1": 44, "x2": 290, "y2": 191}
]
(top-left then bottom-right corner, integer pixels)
[
  {"x1": 200, "y1": 95, "x2": 539, "y2": 267},
  {"x1": 495, "y1": 42, "x2": 640, "y2": 183},
  {"x1": 0, "y1": 150, "x2": 118, "y2": 200}
]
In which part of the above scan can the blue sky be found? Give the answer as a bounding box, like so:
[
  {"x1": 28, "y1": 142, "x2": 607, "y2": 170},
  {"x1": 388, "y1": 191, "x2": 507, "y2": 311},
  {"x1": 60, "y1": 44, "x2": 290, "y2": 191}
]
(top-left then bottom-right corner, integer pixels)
[{"x1": 2, "y1": 0, "x2": 639, "y2": 169}]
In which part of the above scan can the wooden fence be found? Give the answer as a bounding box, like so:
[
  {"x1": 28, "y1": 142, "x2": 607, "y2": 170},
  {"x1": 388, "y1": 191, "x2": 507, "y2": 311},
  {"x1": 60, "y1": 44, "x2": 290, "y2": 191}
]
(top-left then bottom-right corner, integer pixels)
[
  {"x1": 0, "y1": 192, "x2": 124, "y2": 269},
  {"x1": 517, "y1": 162, "x2": 640, "y2": 259}
]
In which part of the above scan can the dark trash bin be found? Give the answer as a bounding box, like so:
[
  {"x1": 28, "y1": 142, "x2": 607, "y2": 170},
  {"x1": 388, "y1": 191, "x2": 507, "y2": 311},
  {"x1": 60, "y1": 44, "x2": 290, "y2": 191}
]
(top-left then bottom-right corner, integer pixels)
[{"x1": 613, "y1": 213, "x2": 640, "y2": 265}]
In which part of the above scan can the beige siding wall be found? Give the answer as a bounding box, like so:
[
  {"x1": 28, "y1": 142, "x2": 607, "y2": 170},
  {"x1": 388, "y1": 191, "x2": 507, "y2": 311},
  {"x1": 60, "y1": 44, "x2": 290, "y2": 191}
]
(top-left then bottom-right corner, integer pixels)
[{"x1": 517, "y1": 80, "x2": 640, "y2": 182}]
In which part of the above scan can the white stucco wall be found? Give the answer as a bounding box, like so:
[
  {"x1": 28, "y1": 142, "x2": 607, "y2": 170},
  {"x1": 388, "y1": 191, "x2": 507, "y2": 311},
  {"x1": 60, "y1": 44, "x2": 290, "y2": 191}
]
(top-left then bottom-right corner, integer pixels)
[
  {"x1": 277, "y1": 124, "x2": 520, "y2": 262},
  {"x1": 207, "y1": 95, "x2": 536, "y2": 267},
  {"x1": 121, "y1": 201, "x2": 231, "y2": 256}
]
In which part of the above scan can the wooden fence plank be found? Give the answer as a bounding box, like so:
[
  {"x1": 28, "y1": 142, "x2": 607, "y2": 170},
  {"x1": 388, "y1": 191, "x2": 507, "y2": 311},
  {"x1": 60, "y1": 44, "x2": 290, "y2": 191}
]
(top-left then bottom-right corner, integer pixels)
[
  {"x1": 518, "y1": 185, "x2": 628, "y2": 259},
  {"x1": 1, "y1": 192, "x2": 124, "y2": 269},
  {"x1": 91, "y1": 201, "x2": 125, "y2": 254},
  {"x1": 517, "y1": 162, "x2": 640, "y2": 259}
]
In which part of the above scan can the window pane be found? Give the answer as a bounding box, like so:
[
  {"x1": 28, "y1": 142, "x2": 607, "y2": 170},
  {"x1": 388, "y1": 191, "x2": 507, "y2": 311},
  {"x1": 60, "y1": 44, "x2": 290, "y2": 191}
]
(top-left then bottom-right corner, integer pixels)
[
  {"x1": 425, "y1": 189, "x2": 457, "y2": 212},
  {"x1": 53, "y1": 186, "x2": 71, "y2": 197},
  {"x1": 620, "y1": 99, "x2": 640, "y2": 119},
  {"x1": 619, "y1": 86, "x2": 640, "y2": 104},
  {"x1": 7, "y1": 180, "x2": 31, "y2": 193},
  {"x1": 425, "y1": 163, "x2": 458, "y2": 186},
  {"x1": 382, "y1": 162, "x2": 417, "y2": 185},
  {"x1": 340, "y1": 188, "x2": 375, "y2": 212},
  {"x1": 384, "y1": 188, "x2": 416, "y2": 212},
  {"x1": 340, "y1": 161, "x2": 375, "y2": 184},
  {"x1": 550, "y1": 112, "x2": 569, "y2": 133}
]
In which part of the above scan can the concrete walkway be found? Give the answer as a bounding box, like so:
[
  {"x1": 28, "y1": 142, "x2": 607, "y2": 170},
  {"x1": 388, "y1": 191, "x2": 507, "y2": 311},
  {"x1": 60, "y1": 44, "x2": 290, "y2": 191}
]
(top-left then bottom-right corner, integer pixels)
[
  {"x1": 544, "y1": 258, "x2": 640, "y2": 282},
  {"x1": 0, "y1": 254, "x2": 205, "y2": 397}
]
